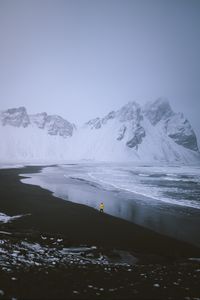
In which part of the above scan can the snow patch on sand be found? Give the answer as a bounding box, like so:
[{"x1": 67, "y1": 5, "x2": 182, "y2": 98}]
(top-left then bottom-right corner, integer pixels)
[{"x1": 0, "y1": 212, "x2": 31, "y2": 223}]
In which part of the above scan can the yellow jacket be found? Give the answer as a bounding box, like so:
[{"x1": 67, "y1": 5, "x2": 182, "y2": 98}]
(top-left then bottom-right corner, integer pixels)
[{"x1": 99, "y1": 203, "x2": 104, "y2": 209}]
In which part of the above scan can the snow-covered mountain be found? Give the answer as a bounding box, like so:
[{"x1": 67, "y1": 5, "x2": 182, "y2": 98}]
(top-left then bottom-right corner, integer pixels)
[
  {"x1": 0, "y1": 98, "x2": 199, "y2": 164},
  {"x1": 1, "y1": 107, "x2": 74, "y2": 137}
]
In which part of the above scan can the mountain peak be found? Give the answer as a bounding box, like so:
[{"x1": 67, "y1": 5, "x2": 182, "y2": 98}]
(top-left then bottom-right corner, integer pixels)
[
  {"x1": 144, "y1": 97, "x2": 173, "y2": 125},
  {"x1": 29, "y1": 112, "x2": 74, "y2": 138},
  {"x1": 1, "y1": 106, "x2": 30, "y2": 127},
  {"x1": 117, "y1": 101, "x2": 142, "y2": 123},
  {"x1": 0, "y1": 101, "x2": 199, "y2": 163},
  {"x1": 1, "y1": 107, "x2": 74, "y2": 138},
  {"x1": 166, "y1": 113, "x2": 199, "y2": 151},
  {"x1": 45, "y1": 114, "x2": 74, "y2": 137}
]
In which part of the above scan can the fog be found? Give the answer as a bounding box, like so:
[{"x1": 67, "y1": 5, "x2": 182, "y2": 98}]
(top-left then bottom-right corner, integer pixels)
[{"x1": 0, "y1": 0, "x2": 200, "y2": 144}]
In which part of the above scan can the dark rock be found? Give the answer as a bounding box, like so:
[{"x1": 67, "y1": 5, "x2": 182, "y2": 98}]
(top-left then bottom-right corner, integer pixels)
[
  {"x1": 166, "y1": 113, "x2": 199, "y2": 151},
  {"x1": 45, "y1": 115, "x2": 74, "y2": 137},
  {"x1": 117, "y1": 125, "x2": 127, "y2": 141},
  {"x1": 126, "y1": 126, "x2": 146, "y2": 148},
  {"x1": 118, "y1": 102, "x2": 143, "y2": 123},
  {"x1": 102, "y1": 111, "x2": 116, "y2": 124},
  {"x1": 86, "y1": 118, "x2": 102, "y2": 129}
]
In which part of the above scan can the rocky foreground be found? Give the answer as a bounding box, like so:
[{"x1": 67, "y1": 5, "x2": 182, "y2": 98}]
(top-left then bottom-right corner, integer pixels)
[{"x1": 0, "y1": 228, "x2": 200, "y2": 300}]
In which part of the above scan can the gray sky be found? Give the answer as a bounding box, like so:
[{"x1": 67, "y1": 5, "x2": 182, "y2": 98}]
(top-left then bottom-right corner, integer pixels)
[{"x1": 0, "y1": 0, "x2": 200, "y2": 143}]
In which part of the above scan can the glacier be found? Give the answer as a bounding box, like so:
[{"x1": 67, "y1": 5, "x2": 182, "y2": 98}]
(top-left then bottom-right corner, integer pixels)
[{"x1": 0, "y1": 98, "x2": 199, "y2": 164}]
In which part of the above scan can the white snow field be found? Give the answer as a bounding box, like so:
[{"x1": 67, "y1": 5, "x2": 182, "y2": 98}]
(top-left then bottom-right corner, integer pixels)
[{"x1": 0, "y1": 99, "x2": 200, "y2": 164}]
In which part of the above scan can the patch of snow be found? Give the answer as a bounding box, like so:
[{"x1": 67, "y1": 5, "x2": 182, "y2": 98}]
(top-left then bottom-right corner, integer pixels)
[
  {"x1": 188, "y1": 258, "x2": 200, "y2": 262},
  {"x1": 153, "y1": 283, "x2": 160, "y2": 288},
  {"x1": 0, "y1": 212, "x2": 30, "y2": 223},
  {"x1": 0, "y1": 231, "x2": 12, "y2": 235}
]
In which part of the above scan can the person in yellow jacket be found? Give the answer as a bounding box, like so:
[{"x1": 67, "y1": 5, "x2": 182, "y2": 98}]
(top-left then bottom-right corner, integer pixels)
[{"x1": 99, "y1": 202, "x2": 104, "y2": 213}]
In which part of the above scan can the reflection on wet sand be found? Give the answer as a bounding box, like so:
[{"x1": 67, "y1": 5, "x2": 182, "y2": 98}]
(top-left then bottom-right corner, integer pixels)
[{"x1": 21, "y1": 165, "x2": 200, "y2": 248}]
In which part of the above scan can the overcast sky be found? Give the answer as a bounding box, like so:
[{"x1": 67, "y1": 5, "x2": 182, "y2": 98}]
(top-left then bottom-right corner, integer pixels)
[{"x1": 0, "y1": 0, "x2": 200, "y2": 142}]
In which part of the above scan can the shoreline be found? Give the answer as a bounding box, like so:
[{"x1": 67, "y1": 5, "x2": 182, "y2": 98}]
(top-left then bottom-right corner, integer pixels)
[{"x1": 0, "y1": 165, "x2": 200, "y2": 258}]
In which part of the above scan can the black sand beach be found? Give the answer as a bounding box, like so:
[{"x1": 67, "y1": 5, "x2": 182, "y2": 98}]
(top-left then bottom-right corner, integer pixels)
[{"x1": 0, "y1": 166, "x2": 200, "y2": 299}]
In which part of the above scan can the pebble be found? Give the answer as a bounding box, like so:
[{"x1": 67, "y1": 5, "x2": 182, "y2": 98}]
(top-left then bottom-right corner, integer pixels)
[
  {"x1": 109, "y1": 288, "x2": 117, "y2": 292},
  {"x1": 0, "y1": 290, "x2": 4, "y2": 296}
]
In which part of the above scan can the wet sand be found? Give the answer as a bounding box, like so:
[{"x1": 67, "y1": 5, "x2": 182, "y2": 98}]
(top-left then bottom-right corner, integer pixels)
[{"x1": 0, "y1": 166, "x2": 199, "y2": 257}]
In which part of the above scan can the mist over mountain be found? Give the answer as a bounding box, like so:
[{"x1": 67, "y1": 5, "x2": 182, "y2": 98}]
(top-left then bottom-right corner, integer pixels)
[{"x1": 0, "y1": 98, "x2": 199, "y2": 164}]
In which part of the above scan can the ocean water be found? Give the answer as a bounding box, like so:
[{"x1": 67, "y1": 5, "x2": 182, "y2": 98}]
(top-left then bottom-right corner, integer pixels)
[
  {"x1": 20, "y1": 163, "x2": 200, "y2": 247},
  {"x1": 59, "y1": 163, "x2": 200, "y2": 209}
]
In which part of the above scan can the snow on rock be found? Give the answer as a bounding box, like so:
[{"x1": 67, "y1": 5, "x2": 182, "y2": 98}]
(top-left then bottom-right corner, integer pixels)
[
  {"x1": 117, "y1": 125, "x2": 127, "y2": 141},
  {"x1": 126, "y1": 125, "x2": 145, "y2": 149},
  {"x1": 0, "y1": 99, "x2": 199, "y2": 164},
  {"x1": 117, "y1": 101, "x2": 142, "y2": 123},
  {"x1": 44, "y1": 115, "x2": 74, "y2": 137},
  {"x1": 165, "y1": 113, "x2": 198, "y2": 151},
  {"x1": 143, "y1": 97, "x2": 174, "y2": 125},
  {"x1": 143, "y1": 98, "x2": 198, "y2": 152},
  {"x1": 29, "y1": 112, "x2": 47, "y2": 129},
  {"x1": 85, "y1": 102, "x2": 146, "y2": 150},
  {"x1": 0, "y1": 236, "x2": 134, "y2": 269},
  {"x1": 1, "y1": 107, "x2": 30, "y2": 128},
  {"x1": 85, "y1": 117, "x2": 102, "y2": 129},
  {"x1": 30, "y1": 113, "x2": 74, "y2": 138}
]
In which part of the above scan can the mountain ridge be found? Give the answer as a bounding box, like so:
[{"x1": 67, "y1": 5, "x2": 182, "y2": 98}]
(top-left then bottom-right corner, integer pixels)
[{"x1": 0, "y1": 98, "x2": 199, "y2": 164}]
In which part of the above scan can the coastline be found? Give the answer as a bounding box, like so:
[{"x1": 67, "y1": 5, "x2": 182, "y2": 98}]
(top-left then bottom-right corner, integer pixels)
[
  {"x1": 0, "y1": 166, "x2": 200, "y2": 299},
  {"x1": 0, "y1": 165, "x2": 199, "y2": 257}
]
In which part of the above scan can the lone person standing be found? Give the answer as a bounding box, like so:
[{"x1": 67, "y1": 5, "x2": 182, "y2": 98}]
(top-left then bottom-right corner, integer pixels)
[{"x1": 99, "y1": 202, "x2": 104, "y2": 213}]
